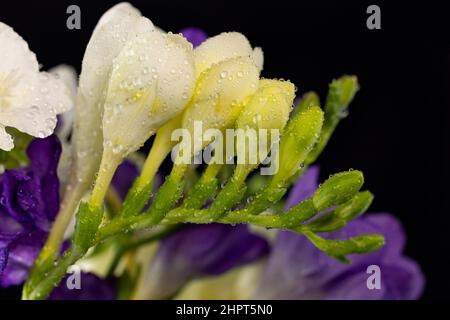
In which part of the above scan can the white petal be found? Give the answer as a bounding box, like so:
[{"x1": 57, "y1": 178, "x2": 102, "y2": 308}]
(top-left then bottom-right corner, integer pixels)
[
  {"x1": 182, "y1": 56, "x2": 260, "y2": 154},
  {"x1": 0, "y1": 125, "x2": 13, "y2": 151},
  {"x1": 252, "y1": 47, "x2": 264, "y2": 71},
  {"x1": 0, "y1": 72, "x2": 71, "y2": 138},
  {"x1": 49, "y1": 65, "x2": 77, "y2": 141},
  {"x1": 73, "y1": 4, "x2": 143, "y2": 185},
  {"x1": 0, "y1": 24, "x2": 72, "y2": 141},
  {"x1": 94, "y1": 2, "x2": 141, "y2": 32},
  {"x1": 102, "y1": 21, "x2": 195, "y2": 156},
  {"x1": 156, "y1": 33, "x2": 195, "y2": 118},
  {"x1": 0, "y1": 22, "x2": 39, "y2": 77},
  {"x1": 49, "y1": 64, "x2": 78, "y2": 104},
  {"x1": 194, "y1": 32, "x2": 253, "y2": 77}
]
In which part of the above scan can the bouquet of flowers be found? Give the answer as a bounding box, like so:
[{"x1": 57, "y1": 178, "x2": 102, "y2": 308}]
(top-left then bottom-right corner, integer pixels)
[{"x1": 0, "y1": 3, "x2": 423, "y2": 300}]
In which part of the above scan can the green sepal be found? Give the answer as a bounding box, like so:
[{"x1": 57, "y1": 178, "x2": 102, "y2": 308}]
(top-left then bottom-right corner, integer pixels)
[
  {"x1": 143, "y1": 177, "x2": 185, "y2": 224},
  {"x1": 306, "y1": 191, "x2": 373, "y2": 233},
  {"x1": 293, "y1": 91, "x2": 320, "y2": 116},
  {"x1": 303, "y1": 230, "x2": 385, "y2": 263},
  {"x1": 120, "y1": 179, "x2": 154, "y2": 218},
  {"x1": 183, "y1": 177, "x2": 219, "y2": 209},
  {"x1": 281, "y1": 198, "x2": 316, "y2": 227},
  {"x1": 306, "y1": 75, "x2": 359, "y2": 164},
  {"x1": 244, "y1": 185, "x2": 287, "y2": 215},
  {"x1": 306, "y1": 211, "x2": 347, "y2": 232},
  {"x1": 325, "y1": 75, "x2": 359, "y2": 116},
  {"x1": 335, "y1": 191, "x2": 374, "y2": 221},
  {"x1": 206, "y1": 178, "x2": 247, "y2": 220},
  {"x1": 72, "y1": 203, "x2": 104, "y2": 251},
  {"x1": 312, "y1": 170, "x2": 364, "y2": 212}
]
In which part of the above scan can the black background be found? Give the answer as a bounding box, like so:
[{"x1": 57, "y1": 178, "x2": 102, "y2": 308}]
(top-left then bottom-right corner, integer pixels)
[{"x1": 0, "y1": 0, "x2": 448, "y2": 300}]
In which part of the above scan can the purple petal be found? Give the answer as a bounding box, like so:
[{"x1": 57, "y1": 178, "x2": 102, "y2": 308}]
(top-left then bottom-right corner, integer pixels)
[
  {"x1": 49, "y1": 273, "x2": 116, "y2": 300},
  {"x1": 179, "y1": 27, "x2": 208, "y2": 47},
  {"x1": 285, "y1": 166, "x2": 320, "y2": 209},
  {"x1": 323, "y1": 257, "x2": 425, "y2": 300},
  {"x1": 147, "y1": 224, "x2": 269, "y2": 298},
  {"x1": 111, "y1": 160, "x2": 140, "y2": 199},
  {"x1": 1, "y1": 170, "x2": 32, "y2": 223},
  {"x1": 0, "y1": 230, "x2": 46, "y2": 287},
  {"x1": 0, "y1": 245, "x2": 8, "y2": 276},
  {"x1": 26, "y1": 135, "x2": 61, "y2": 223},
  {"x1": 257, "y1": 213, "x2": 424, "y2": 300},
  {"x1": 0, "y1": 209, "x2": 28, "y2": 241}
]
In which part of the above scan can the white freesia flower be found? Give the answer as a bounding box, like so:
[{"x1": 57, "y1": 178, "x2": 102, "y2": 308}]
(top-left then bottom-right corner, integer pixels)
[
  {"x1": 43, "y1": 2, "x2": 195, "y2": 259},
  {"x1": 102, "y1": 19, "x2": 195, "y2": 159},
  {"x1": 0, "y1": 22, "x2": 72, "y2": 151},
  {"x1": 194, "y1": 31, "x2": 263, "y2": 76},
  {"x1": 180, "y1": 32, "x2": 263, "y2": 155},
  {"x1": 71, "y1": 2, "x2": 142, "y2": 188},
  {"x1": 72, "y1": 2, "x2": 195, "y2": 185}
]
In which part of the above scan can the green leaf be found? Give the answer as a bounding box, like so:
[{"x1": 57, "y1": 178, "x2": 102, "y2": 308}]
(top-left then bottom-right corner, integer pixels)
[
  {"x1": 303, "y1": 230, "x2": 385, "y2": 263},
  {"x1": 72, "y1": 203, "x2": 104, "y2": 251},
  {"x1": 312, "y1": 170, "x2": 364, "y2": 212}
]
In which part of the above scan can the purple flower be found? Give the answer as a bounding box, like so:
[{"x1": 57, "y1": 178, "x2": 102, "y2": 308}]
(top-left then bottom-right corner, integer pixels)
[
  {"x1": 111, "y1": 161, "x2": 140, "y2": 200},
  {"x1": 0, "y1": 136, "x2": 61, "y2": 287},
  {"x1": 255, "y1": 166, "x2": 425, "y2": 300},
  {"x1": 144, "y1": 224, "x2": 270, "y2": 298},
  {"x1": 49, "y1": 272, "x2": 116, "y2": 300},
  {"x1": 179, "y1": 27, "x2": 208, "y2": 47}
]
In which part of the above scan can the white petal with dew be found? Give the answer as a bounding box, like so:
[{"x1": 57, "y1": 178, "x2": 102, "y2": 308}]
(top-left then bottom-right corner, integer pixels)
[
  {"x1": 252, "y1": 47, "x2": 264, "y2": 71},
  {"x1": 0, "y1": 125, "x2": 13, "y2": 151},
  {"x1": 94, "y1": 2, "x2": 141, "y2": 32},
  {"x1": 102, "y1": 19, "x2": 195, "y2": 157},
  {"x1": 73, "y1": 4, "x2": 143, "y2": 184},
  {"x1": 194, "y1": 32, "x2": 253, "y2": 77},
  {"x1": 0, "y1": 22, "x2": 38, "y2": 77},
  {"x1": 0, "y1": 23, "x2": 72, "y2": 145}
]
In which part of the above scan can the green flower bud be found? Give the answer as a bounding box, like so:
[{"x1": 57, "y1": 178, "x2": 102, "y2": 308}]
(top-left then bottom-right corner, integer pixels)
[
  {"x1": 335, "y1": 190, "x2": 374, "y2": 221},
  {"x1": 271, "y1": 105, "x2": 324, "y2": 185},
  {"x1": 234, "y1": 79, "x2": 295, "y2": 177},
  {"x1": 312, "y1": 170, "x2": 364, "y2": 212},
  {"x1": 306, "y1": 75, "x2": 359, "y2": 164}
]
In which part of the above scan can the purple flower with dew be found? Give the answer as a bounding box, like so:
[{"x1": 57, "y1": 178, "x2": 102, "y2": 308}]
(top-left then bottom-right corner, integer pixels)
[
  {"x1": 0, "y1": 136, "x2": 61, "y2": 287},
  {"x1": 179, "y1": 27, "x2": 208, "y2": 48},
  {"x1": 49, "y1": 272, "x2": 116, "y2": 300},
  {"x1": 143, "y1": 224, "x2": 270, "y2": 298},
  {"x1": 0, "y1": 135, "x2": 117, "y2": 300},
  {"x1": 255, "y1": 166, "x2": 425, "y2": 300}
]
